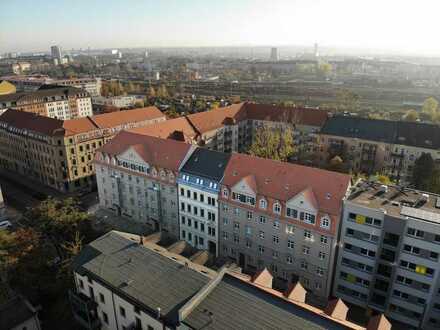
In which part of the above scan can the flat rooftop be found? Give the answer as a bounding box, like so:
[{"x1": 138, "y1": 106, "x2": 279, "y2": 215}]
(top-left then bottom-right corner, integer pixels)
[{"x1": 347, "y1": 181, "x2": 440, "y2": 223}]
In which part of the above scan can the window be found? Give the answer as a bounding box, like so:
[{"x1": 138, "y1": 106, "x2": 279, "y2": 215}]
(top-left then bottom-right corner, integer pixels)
[
  {"x1": 273, "y1": 202, "x2": 281, "y2": 214},
  {"x1": 320, "y1": 216, "x2": 330, "y2": 229},
  {"x1": 286, "y1": 208, "x2": 298, "y2": 219},
  {"x1": 316, "y1": 267, "x2": 324, "y2": 276},
  {"x1": 286, "y1": 255, "x2": 293, "y2": 264},
  {"x1": 259, "y1": 216, "x2": 266, "y2": 224},
  {"x1": 223, "y1": 231, "x2": 228, "y2": 240},
  {"x1": 300, "y1": 261, "x2": 308, "y2": 270},
  {"x1": 272, "y1": 251, "x2": 279, "y2": 259},
  {"x1": 232, "y1": 192, "x2": 255, "y2": 206},
  {"x1": 79, "y1": 279, "x2": 84, "y2": 289},
  {"x1": 258, "y1": 245, "x2": 265, "y2": 254},
  {"x1": 320, "y1": 235, "x2": 328, "y2": 244},
  {"x1": 200, "y1": 194, "x2": 205, "y2": 203},
  {"x1": 223, "y1": 217, "x2": 229, "y2": 225},
  {"x1": 233, "y1": 234, "x2": 239, "y2": 243},
  {"x1": 246, "y1": 240, "x2": 252, "y2": 248},
  {"x1": 245, "y1": 225, "x2": 252, "y2": 236},
  {"x1": 287, "y1": 240, "x2": 294, "y2": 249},
  {"x1": 120, "y1": 306, "x2": 126, "y2": 317},
  {"x1": 304, "y1": 230, "x2": 312, "y2": 240},
  {"x1": 259, "y1": 231, "x2": 265, "y2": 239},
  {"x1": 222, "y1": 204, "x2": 228, "y2": 212},
  {"x1": 407, "y1": 227, "x2": 425, "y2": 238},
  {"x1": 223, "y1": 188, "x2": 229, "y2": 197},
  {"x1": 193, "y1": 191, "x2": 198, "y2": 200},
  {"x1": 99, "y1": 293, "x2": 105, "y2": 303},
  {"x1": 234, "y1": 222, "x2": 240, "y2": 230},
  {"x1": 286, "y1": 225, "x2": 294, "y2": 234},
  {"x1": 273, "y1": 220, "x2": 280, "y2": 229},
  {"x1": 303, "y1": 246, "x2": 310, "y2": 255},
  {"x1": 181, "y1": 230, "x2": 186, "y2": 239},
  {"x1": 102, "y1": 312, "x2": 109, "y2": 324},
  {"x1": 273, "y1": 235, "x2": 279, "y2": 244},
  {"x1": 304, "y1": 213, "x2": 316, "y2": 224},
  {"x1": 259, "y1": 199, "x2": 267, "y2": 209}
]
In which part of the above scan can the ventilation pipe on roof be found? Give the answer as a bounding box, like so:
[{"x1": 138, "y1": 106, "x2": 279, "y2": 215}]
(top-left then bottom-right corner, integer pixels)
[{"x1": 157, "y1": 307, "x2": 161, "y2": 319}]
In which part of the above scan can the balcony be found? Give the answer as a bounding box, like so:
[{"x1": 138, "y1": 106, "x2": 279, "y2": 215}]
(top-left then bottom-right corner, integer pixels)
[{"x1": 69, "y1": 290, "x2": 101, "y2": 330}]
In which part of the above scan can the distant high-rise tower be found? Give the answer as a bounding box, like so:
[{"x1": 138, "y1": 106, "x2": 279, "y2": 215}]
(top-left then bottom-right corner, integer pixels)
[
  {"x1": 51, "y1": 45, "x2": 62, "y2": 62},
  {"x1": 314, "y1": 43, "x2": 319, "y2": 57},
  {"x1": 270, "y1": 47, "x2": 279, "y2": 61}
]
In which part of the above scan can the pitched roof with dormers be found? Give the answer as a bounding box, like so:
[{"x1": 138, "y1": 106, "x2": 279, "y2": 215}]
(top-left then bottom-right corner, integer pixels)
[
  {"x1": 220, "y1": 153, "x2": 351, "y2": 235},
  {"x1": 96, "y1": 130, "x2": 192, "y2": 172}
]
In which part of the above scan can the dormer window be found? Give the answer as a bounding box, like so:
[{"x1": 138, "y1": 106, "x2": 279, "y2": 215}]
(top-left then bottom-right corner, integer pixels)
[
  {"x1": 273, "y1": 202, "x2": 281, "y2": 214},
  {"x1": 223, "y1": 188, "x2": 229, "y2": 198},
  {"x1": 232, "y1": 192, "x2": 255, "y2": 206},
  {"x1": 259, "y1": 198, "x2": 267, "y2": 209},
  {"x1": 320, "y1": 216, "x2": 330, "y2": 229}
]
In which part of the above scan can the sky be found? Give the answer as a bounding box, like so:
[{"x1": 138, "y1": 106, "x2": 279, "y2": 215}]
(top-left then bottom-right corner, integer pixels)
[{"x1": 2, "y1": 0, "x2": 440, "y2": 55}]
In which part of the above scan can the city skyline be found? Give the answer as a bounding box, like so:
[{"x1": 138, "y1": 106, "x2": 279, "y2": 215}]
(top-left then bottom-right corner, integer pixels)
[{"x1": 3, "y1": 0, "x2": 440, "y2": 56}]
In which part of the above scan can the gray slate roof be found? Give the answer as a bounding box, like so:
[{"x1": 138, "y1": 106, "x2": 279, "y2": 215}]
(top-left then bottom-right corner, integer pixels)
[
  {"x1": 182, "y1": 274, "x2": 348, "y2": 330},
  {"x1": 72, "y1": 231, "x2": 209, "y2": 324},
  {"x1": 321, "y1": 116, "x2": 440, "y2": 150},
  {"x1": 180, "y1": 148, "x2": 231, "y2": 182}
]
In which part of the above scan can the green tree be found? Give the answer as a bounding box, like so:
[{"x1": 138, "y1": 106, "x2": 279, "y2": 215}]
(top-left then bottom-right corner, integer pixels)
[
  {"x1": 412, "y1": 153, "x2": 435, "y2": 190},
  {"x1": 25, "y1": 198, "x2": 92, "y2": 260},
  {"x1": 403, "y1": 109, "x2": 419, "y2": 122},
  {"x1": 422, "y1": 97, "x2": 438, "y2": 118},
  {"x1": 336, "y1": 89, "x2": 360, "y2": 112},
  {"x1": 247, "y1": 126, "x2": 295, "y2": 162}
]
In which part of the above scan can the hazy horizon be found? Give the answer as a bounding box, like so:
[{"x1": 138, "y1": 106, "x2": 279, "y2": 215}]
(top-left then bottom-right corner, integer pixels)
[{"x1": 3, "y1": 0, "x2": 440, "y2": 56}]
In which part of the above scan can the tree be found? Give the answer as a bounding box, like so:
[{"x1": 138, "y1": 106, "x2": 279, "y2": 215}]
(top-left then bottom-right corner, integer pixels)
[
  {"x1": 403, "y1": 109, "x2": 419, "y2": 122},
  {"x1": 412, "y1": 153, "x2": 435, "y2": 191},
  {"x1": 422, "y1": 97, "x2": 438, "y2": 118},
  {"x1": 247, "y1": 126, "x2": 295, "y2": 162},
  {"x1": 25, "y1": 198, "x2": 92, "y2": 260},
  {"x1": 318, "y1": 63, "x2": 332, "y2": 75},
  {"x1": 336, "y1": 89, "x2": 360, "y2": 112},
  {"x1": 164, "y1": 106, "x2": 180, "y2": 119},
  {"x1": 157, "y1": 85, "x2": 169, "y2": 98},
  {"x1": 147, "y1": 86, "x2": 156, "y2": 98}
]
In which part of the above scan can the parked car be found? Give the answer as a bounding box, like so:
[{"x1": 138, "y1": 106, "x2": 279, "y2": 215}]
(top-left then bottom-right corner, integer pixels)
[{"x1": 0, "y1": 220, "x2": 12, "y2": 230}]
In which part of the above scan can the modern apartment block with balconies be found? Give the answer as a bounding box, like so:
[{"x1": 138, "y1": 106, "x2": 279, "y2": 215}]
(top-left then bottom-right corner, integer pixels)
[
  {"x1": 217, "y1": 152, "x2": 351, "y2": 304},
  {"x1": 334, "y1": 180, "x2": 440, "y2": 329}
]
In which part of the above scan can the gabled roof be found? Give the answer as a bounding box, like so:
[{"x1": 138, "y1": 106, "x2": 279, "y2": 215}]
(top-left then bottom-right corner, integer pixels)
[
  {"x1": 186, "y1": 102, "x2": 247, "y2": 133},
  {"x1": 244, "y1": 103, "x2": 329, "y2": 127},
  {"x1": 130, "y1": 116, "x2": 198, "y2": 142},
  {"x1": 180, "y1": 147, "x2": 231, "y2": 181},
  {"x1": 222, "y1": 153, "x2": 351, "y2": 216},
  {"x1": 98, "y1": 131, "x2": 192, "y2": 171},
  {"x1": 0, "y1": 107, "x2": 165, "y2": 137}
]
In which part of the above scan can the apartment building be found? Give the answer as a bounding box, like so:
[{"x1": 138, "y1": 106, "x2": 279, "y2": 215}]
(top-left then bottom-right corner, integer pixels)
[
  {"x1": 334, "y1": 181, "x2": 440, "y2": 329},
  {"x1": 217, "y1": 152, "x2": 351, "y2": 304},
  {"x1": 70, "y1": 230, "x2": 391, "y2": 330},
  {"x1": 178, "y1": 148, "x2": 230, "y2": 255},
  {"x1": 94, "y1": 95, "x2": 137, "y2": 108},
  {"x1": 131, "y1": 102, "x2": 329, "y2": 154},
  {"x1": 319, "y1": 116, "x2": 440, "y2": 183},
  {"x1": 1, "y1": 75, "x2": 102, "y2": 96},
  {"x1": 0, "y1": 107, "x2": 166, "y2": 192},
  {"x1": 0, "y1": 86, "x2": 92, "y2": 119},
  {"x1": 95, "y1": 131, "x2": 192, "y2": 239}
]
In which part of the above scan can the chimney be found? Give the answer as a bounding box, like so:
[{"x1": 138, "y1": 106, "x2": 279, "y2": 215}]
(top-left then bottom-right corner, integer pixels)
[
  {"x1": 251, "y1": 268, "x2": 273, "y2": 288},
  {"x1": 324, "y1": 298, "x2": 348, "y2": 320},
  {"x1": 284, "y1": 282, "x2": 306, "y2": 303},
  {"x1": 367, "y1": 314, "x2": 391, "y2": 330},
  {"x1": 157, "y1": 307, "x2": 161, "y2": 319}
]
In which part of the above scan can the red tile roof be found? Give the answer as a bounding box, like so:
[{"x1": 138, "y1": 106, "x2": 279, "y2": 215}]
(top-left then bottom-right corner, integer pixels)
[
  {"x1": 222, "y1": 153, "x2": 350, "y2": 217},
  {"x1": 130, "y1": 116, "x2": 198, "y2": 142},
  {"x1": 0, "y1": 107, "x2": 165, "y2": 137},
  {"x1": 97, "y1": 130, "x2": 192, "y2": 171},
  {"x1": 243, "y1": 103, "x2": 329, "y2": 127}
]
